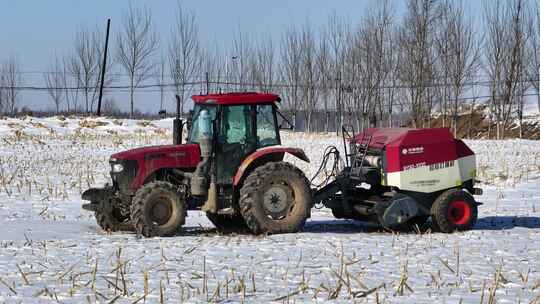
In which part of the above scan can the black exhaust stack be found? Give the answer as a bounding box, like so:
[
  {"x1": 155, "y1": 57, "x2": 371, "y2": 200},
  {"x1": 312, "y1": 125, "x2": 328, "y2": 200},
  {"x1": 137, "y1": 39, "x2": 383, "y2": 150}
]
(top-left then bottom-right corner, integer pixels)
[{"x1": 173, "y1": 95, "x2": 183, "y2": 145}]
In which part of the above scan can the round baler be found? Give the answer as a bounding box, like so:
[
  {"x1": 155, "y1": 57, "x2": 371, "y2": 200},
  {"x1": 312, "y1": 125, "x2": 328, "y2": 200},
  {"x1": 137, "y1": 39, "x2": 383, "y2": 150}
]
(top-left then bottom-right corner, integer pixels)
[{"x1": 313, "y1": 127, "x2": 482, "y2": 232}]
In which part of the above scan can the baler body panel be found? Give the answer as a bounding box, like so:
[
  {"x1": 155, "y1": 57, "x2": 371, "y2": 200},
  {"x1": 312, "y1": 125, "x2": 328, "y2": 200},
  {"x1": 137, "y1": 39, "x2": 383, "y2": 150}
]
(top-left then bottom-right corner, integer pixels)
[{"x1": 354, "y1": 128, "x2": 475, "y2": 193}]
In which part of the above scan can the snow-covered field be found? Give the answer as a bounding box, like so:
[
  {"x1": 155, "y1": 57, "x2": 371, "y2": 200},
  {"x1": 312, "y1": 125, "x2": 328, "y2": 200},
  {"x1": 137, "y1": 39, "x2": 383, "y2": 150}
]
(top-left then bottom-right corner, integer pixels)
[{"x1": 0, "y1": 116, "x2": 539, "y2": 303}]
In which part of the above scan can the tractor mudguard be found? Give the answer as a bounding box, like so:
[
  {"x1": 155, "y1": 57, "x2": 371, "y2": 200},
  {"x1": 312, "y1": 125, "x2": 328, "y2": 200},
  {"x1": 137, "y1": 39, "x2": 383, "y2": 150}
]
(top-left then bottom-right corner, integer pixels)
[{"x1": 232, "y1": 146, "x2": 309, "y2": 186}]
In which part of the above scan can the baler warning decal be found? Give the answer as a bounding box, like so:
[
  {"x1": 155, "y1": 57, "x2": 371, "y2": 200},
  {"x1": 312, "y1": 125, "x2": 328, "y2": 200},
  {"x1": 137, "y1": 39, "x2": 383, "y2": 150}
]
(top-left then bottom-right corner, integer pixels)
[{"x1": 429, "y1": 160, "x2": 454, "y2": 171}]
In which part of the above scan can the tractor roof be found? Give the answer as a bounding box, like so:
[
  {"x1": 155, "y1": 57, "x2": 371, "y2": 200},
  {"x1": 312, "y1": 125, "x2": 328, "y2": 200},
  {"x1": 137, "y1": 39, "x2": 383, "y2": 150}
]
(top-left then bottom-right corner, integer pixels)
[{"x1": 191, "y1": 92, "x2": 281, "y2": 105}]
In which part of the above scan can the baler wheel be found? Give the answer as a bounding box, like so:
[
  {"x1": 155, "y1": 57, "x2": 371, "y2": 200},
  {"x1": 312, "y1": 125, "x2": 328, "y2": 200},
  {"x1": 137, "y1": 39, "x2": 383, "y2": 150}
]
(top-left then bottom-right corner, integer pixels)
[
  {"x1": 239, "y1": 162, "x2": 312, "y2": 234},
  {"x1": 431, "y1": 189, "x2": 477, "y2": 233},
  {"x1": 206, "y1": 213, "x2": 248, "y2": 232},
  {"x1": 94, "y1": 204, "x2": 133, "y2": 232},
  {"x1": 130, "y1": 181, "x2": 186, "y2": 237}
]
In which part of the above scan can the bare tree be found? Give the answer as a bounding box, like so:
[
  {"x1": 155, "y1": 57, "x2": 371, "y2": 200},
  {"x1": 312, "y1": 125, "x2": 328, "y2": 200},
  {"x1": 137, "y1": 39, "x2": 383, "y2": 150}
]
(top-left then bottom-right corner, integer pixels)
[
  {"x1": 117, "y1": 5, "x2": 159, "y2": 118},
  {"x1": 249, "y1": 36, "x2": 276, "y2": 93},
  {"x1": 386, "y1": 27, "x2": 401, "y2": 127},
  {"x1": 155, "y1": 53, "x2": 166, "y2": 111},
  {"x1": 201, "y1": 40, "x2": 223, "y2": 94},
  {"x1": 526, "y1": 2, "x2": 540, "y2": 114},
  {"x1": 62, "y1": 54, "x2": 78, "y2": 113},
  {"x1": 70, "y1": 27, "x2": 109, "y2": 113},
  {"x1": 44, "y1": 53, "x2": 64, "y2": 113},
  {"x1": 435, "y1": 0, "x2": 481, "y2": 136},
  {"x1": 299, "y1": 23, "x2": 319, "y2": 132},
  {"x1": 484, "y1": 0, "x2": 528, "y2": 139},
  {"x1": 342, "y1": 30, "x2": 363, "y2": 130},
  {"x1": 0, "y1": 67, "x2": 4, "y2": 114},
  {"x1": 358, "y1": 1, "x2": 394, "y2": 129},
  {"x1": 327, "y1": 13, "x2": 349, "y2": 133},
  {"x1": 280, "y1": 26, "x2": 302, "y2": 129},
  {"x1": 231, "y1": 29, "x2": 252, "y2": 91},
  {"x1": 317, "y1": 31, "x2": 331, "y2": 132},
  {"x1": 2, "y1": 55, "x2": 23, "y2": 115},
  {"x1": 398, "y1": 0, "x2": 438, "y2": 128},
  {"x1": 169, "y1": 3, "x2": 200, "y2": 114}
]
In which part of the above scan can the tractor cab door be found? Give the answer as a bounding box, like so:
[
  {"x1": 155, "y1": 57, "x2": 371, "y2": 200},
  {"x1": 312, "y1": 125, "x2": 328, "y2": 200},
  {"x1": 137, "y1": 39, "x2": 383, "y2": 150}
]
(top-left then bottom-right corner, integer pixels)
[
  {"x1": 216, "y1": 105, "x2": 257, "y2": 184},
  {"x1": 216, "y1": 104, "x2": 282, "y2": 185}
]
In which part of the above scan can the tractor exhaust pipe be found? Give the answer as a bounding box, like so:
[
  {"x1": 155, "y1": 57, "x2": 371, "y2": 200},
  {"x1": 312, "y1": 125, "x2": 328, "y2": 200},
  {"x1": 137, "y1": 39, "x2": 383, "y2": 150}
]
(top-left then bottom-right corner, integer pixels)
[{"x1": 173, "y1": 95, "x2": 183, "y2": 145}]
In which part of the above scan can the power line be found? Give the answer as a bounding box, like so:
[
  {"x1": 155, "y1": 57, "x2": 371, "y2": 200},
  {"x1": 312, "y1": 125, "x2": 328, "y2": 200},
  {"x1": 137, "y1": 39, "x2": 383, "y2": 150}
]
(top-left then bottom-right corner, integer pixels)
[{"x1": 2, "y1": 78, "x2": 540, "y2": 97}]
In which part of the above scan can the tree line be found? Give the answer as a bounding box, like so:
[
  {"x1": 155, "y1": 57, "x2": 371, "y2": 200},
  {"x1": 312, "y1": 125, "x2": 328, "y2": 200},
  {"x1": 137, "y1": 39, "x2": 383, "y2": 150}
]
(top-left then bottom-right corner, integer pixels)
[{"x1": 1, "y1": 0, "x2": 540, "y2": 139}]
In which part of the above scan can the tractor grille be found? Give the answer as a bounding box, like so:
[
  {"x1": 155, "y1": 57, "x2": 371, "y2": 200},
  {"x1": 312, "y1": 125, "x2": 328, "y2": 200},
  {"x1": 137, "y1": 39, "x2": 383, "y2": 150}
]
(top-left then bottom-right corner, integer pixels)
[{"x1": 110, "y1": 159, "x2": 138, "y2": 194}]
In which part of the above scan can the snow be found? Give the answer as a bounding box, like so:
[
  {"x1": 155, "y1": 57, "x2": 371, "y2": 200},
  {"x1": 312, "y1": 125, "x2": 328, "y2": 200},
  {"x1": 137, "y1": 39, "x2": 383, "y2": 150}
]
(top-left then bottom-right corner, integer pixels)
[{"x1": 0, "y1": 116, "x2": 538, "y2": 303}]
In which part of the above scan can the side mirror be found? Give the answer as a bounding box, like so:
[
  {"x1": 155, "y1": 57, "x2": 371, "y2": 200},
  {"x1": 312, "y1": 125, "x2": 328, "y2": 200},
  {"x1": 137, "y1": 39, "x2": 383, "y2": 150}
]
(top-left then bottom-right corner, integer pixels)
[{"x1": 158, "y1": 110, "x2": 167, "y2": 118}]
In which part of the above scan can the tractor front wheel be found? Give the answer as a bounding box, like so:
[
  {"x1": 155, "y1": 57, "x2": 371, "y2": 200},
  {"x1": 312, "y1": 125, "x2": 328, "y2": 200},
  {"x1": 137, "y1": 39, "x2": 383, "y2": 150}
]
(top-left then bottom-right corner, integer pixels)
[
  {"x1": 130, "y1": 181, "x2": 186, "y2": 237},
  {"x1": 94, "y1": 203, "x2": 132, "y2": 232},
  {"x1": 431, "y1": 189, "x2": 478, "y2": 233},
  {"x1": 239, "y1": 162, "x2": 312, "y2": 234}
]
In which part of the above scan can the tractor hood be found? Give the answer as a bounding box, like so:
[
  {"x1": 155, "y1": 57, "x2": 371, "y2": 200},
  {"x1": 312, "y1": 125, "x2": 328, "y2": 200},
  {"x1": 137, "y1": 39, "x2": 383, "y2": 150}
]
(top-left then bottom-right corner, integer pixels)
[{"x1": 111, "y1": 144, "x2": 201, "y2": 168}]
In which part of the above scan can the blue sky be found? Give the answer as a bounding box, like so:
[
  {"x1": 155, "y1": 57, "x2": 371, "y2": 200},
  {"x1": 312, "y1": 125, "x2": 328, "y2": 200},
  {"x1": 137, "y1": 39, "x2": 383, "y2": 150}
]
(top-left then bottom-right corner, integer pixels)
[{"x1": 0, "y1": 0, "x2": 485, "y2": 113}]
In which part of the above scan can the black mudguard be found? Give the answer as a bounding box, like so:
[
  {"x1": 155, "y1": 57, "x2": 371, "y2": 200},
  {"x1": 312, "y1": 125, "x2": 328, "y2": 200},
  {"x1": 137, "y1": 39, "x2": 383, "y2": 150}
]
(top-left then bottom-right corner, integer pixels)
[{"x1": 377, "y1": 193, "x2": 429, "y2": 227}]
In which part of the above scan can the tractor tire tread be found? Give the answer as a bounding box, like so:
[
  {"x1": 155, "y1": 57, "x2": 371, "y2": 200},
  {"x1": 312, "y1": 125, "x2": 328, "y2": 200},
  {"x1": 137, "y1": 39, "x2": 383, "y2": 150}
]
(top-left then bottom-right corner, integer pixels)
[
  {"x1": 130, "y1": 181, "x2": 186, "y2": 237},
  {"x1": 239, "y1": 161, "x2": 311, "y2": 234},
  {"x1": 95, "y1": 209, "x2": 132, "y2": 232}
]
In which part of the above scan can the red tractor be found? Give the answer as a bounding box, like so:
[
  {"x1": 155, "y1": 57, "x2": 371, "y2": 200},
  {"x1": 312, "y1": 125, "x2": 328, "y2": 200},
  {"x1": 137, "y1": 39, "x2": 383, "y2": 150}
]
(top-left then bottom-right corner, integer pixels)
[
  {"x1": 82, "y1": 93, "x2": 312, "y2": 237},
  {"x1": 82, "y1": 92, "x2": 482, "y2": 237}
]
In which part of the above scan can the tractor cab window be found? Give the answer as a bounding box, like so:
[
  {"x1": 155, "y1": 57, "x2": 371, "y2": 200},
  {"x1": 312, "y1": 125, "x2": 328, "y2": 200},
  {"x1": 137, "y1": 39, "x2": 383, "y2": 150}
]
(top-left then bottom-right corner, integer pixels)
[
  {"x1": 219, "y1": 105, "x2": 254, "y2": 147},
  {"x1": 256, "y1": 104, "x2": 280, "y2": 148},
  {"x1": 188, "y1": 105, "x2": 217, "y2": 144}
]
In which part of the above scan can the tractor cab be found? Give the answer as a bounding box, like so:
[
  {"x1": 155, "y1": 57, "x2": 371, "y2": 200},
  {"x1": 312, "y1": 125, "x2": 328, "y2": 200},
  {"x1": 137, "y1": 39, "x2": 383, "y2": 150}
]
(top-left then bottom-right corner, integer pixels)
[{"x1": 188, "y1": 93, "x2": 282, "y2": 184}]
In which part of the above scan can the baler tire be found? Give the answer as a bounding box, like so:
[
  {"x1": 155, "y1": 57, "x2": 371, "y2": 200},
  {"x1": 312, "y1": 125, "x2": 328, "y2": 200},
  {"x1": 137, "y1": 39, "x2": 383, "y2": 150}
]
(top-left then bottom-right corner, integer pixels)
[
  {"x1": 239, "y1": 162, "x2": 312, "y2": 235},
  {"x1": 94, "y1": 205, "x2": 132, "y2": 232},
  {"x1": 431, "y1": 189, "x2": 477, "y2": 233},
  {"x1": 130, "y1": 181, "x2": 186, "y2": 237},
  {"x1": 206, "y1": 213, "x2": 248, "y2": 232}
]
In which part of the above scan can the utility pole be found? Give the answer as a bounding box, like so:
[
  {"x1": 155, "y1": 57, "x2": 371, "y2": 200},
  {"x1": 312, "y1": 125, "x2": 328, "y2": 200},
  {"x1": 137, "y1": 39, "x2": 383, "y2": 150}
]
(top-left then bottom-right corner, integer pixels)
[{"x1": 97, "y1": 18, "x2": 111, "y2": 116}]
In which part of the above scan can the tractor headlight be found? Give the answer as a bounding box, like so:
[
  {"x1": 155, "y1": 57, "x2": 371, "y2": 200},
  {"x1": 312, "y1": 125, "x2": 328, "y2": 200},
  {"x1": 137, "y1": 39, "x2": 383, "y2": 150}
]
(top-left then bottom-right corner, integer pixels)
[{"x1": 112, "y1": 163, "x2": 124, "y2": 173}]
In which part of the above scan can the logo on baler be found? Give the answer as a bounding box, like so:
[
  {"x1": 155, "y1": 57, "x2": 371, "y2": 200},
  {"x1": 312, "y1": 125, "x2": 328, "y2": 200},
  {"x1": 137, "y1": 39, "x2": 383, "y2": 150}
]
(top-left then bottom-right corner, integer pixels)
[{"x1": 402, "y1": 147, "x2": 424, "y2": 155}]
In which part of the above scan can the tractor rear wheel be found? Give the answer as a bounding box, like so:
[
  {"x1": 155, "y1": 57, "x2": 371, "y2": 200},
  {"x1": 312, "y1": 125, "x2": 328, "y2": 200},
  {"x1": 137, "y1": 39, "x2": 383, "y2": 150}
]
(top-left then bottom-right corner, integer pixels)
[
  {"x1": 130, "y1": 181, "x2": 186, "y2": 237},
  {"x1": 206, "y1": 213, "x2": 247, "y2": 232},
  {"x1": 94, "y1": 203, "x2": 132, "y2": 232},
  {"x1": 239, "y1": 162, "x2": 312, "y2": 234},
  {"x1": 431, "y1": 189, "x2": 477, "y2": 233}
]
